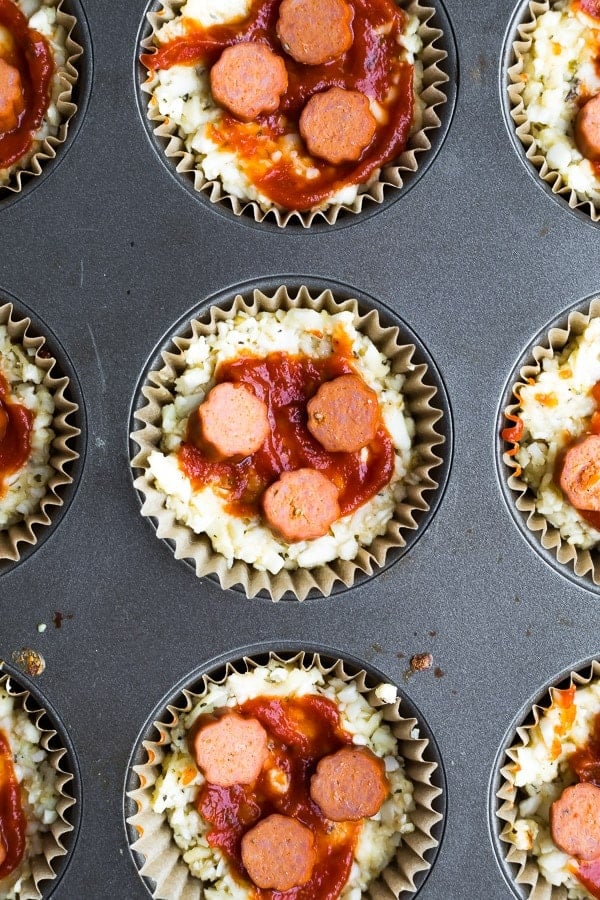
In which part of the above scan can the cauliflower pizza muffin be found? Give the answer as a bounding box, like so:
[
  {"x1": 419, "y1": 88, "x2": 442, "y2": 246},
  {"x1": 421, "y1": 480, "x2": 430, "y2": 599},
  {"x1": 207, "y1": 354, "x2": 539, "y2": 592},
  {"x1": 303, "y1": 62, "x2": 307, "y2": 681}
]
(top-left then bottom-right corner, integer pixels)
[
  {"x1": 0, "y1": 0, "x2": 81, "y2": 194},
  {"x1": 502, "y1": 299, "x2": 600, "y2": 585},
  {"x1": 127, "y1": 652, "x2": 443, "y2": 900},
  {"x1": 498, "y1": 663, "x2": 600, "y2": 900},
  {"x1": 0, "y1": 302, "x2": 79, "y2": 564},
  {"x1": 509, "y1": 0, "x2": 600, "y2": 220},
  {"x1": 131, "y1": 286, "x2": 446, "y2": 599},
  {"x1": 139, "y1": 0, "x2": 450, "y2": 225},
  {"x1": 0, "y1": 671, "x2": 76, "y2": 899}
]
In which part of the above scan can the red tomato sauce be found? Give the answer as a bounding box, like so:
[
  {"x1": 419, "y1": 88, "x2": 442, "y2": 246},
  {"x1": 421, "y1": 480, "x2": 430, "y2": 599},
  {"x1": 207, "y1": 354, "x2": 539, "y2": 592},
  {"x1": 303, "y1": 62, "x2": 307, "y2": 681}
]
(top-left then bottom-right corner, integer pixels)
[
  {"x1": 0, "y1": 0, "x2": 54, "y2": 170},
  {"x1": 0, "y1": 371, "x2": 33, "y2": 498},
  {"x1": 0, "y1": 729, "x2": 26, "y2": 879},
  {"x1": 179, "y1": 348, "x2": 395, "y2": 519},
  {"x1": 141, "y1": 0, "x2": 414, "y2": 210},
  {"x1": 192, "y1": 695, "x2": 360, "y2": 899}
]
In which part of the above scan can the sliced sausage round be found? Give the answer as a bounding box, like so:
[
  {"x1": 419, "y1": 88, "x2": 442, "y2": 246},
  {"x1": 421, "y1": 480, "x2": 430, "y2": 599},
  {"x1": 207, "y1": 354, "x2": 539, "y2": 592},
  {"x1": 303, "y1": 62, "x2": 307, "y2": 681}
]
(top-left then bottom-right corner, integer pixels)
[
  {"x1": 192, "y1": 712, "x2": 268, "y2": 787},
  {"x1": 307, "y1": 373, "x2": 379, "y2": 453},
  {"x1": 575, "y1": 94, "x2": 600, "y2": 162},
  {"x1": 261, "y1": 467, "x2": 340, "y2": 541},
  {"x1": 299, "y1": 87, "x2": 377, "y2": 164},
  {"x1": 310, "y1": 746, "x2": 388, "y2": 821},
  {"x1": 558, "y1": 434, "x2": 600, "y2": 511},
  {"x1": 276, "y1": 0, "x2": 353, "y2": 66},
  {"x1": 195, "y1": 381, "x2": 270, "y2": 462},
  {"x1": 241, "y1": 814, "x2": 316, "y2": 890},
  {"x1": 551, "y1": 782, "x2": 600, "y2": 860},
  {"x1": 210, "y1": 42, "x2": 288, "y2": 122},
  {"x1": 0, "y1": 58, "x2": 24, "y2": 133}
]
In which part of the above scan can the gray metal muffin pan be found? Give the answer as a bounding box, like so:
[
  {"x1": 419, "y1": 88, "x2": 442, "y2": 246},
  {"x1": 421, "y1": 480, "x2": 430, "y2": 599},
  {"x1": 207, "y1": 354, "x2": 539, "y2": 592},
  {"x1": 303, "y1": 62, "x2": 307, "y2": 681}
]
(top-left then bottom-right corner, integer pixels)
[{"x1": 2, "y1": 0, "x2": 600, "y2": 896}]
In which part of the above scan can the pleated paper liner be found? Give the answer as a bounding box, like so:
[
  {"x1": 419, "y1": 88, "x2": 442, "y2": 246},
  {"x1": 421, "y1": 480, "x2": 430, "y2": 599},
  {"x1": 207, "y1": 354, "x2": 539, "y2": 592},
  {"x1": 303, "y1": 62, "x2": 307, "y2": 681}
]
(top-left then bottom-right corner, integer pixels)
[
  {"x1": 139, "y1": 0, "x2": 451, "y2": 227},
  {"x1": 0, "y1": 665, "x2": 78, "y2": 899},
  {"x1": 130, "y1": 284, "x2": 448, "y2": 600},
  {"x1": 501, "y1": 295, "x2": 600, "y2": 589},
  {"x1": 126, "y1": 649, "x2": 444, "y2": 900},
  {"x1": 507, "y1": 0, "x2": 600, "y2": 224},
  {"x1": 495, "y1": 658, "x2": 600, "y2": 900},
  {"x1": 1, "y1": 0, "x2": 83, "y2": 196},
  {"x1": 0, "y1": 302, "x2": 80, "y2": 563}
]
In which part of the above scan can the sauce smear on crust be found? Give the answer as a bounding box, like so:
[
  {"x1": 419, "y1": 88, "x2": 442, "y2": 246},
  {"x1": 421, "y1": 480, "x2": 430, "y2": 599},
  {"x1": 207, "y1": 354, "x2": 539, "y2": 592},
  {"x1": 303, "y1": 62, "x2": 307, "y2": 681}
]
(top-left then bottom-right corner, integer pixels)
[
  {"x1": 179, "y1": 348, "x2": 395, "y2": 520},
  {"x1": 193, "y1": 695, "x2": 360, "y2": 899},
  {"x1": 0, "y1": 371, "x2": 33, "y2": 498},
  {"x1": 0, "y1": 729, "x2": 27, "y2": 878},
  {"x1": 141, "y1": 0, "x2": 414, "y2": 210},
  {"x1": 0, "y1": 0, "x2": 54, "y2": 169}
]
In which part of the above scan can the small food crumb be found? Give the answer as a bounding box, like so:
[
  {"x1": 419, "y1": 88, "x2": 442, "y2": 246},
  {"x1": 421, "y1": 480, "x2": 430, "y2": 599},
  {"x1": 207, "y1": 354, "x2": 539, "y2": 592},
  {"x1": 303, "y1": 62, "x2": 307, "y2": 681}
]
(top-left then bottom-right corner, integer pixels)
[
  {"x1": 11, "y1": 648, "x2": 46, "y2": 677},
  {"x1": 410, "y1": 653, "x2": 433, "y2": 672},
  {"x1": 37, "y1": 623, "x2": 47, "y2": 633}
]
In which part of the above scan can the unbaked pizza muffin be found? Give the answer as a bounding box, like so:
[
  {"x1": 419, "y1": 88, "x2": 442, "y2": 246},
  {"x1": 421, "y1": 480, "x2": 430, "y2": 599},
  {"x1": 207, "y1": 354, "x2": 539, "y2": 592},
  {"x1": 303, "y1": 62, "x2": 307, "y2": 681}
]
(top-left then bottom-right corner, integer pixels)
[
  {"x1": 499, "y1": 665, "x2": 600, "y2": 899},
  {"x1": 0, "y1": 672, "x2": 74, "y2": 899},
  {"x1": 0, "y1": 323, "x2": 56, "y2": 532},
  {"x1": 139, "y1": 0, "x2": 449, "y2": 224},
  {"x1": 0, "y1": 0, "x2": 80, "y2": 192},
  {"x1": 127, "y1": 652, "x2": 443, "y2": 900},
  {"x1": 503, "y1": 313, "x2": 600, "y2": 554},
  {"x1": 131, "y1": 286, "x2": 446, "y2": 598},
  {"x1": 0, "y1": 302, "x2": 80, "y2": 564},
  {"x1": 509, "y1": 0, "x2": 600, "y2": 217}
]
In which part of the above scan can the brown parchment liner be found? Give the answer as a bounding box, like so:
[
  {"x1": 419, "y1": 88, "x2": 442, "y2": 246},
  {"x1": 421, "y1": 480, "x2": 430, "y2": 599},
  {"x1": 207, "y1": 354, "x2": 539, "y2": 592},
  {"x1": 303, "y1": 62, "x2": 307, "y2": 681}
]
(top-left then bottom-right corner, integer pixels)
[
  {"x1": 0, "y1": 665, "x2": 76, "y2": 899},
  {"x1": 502, "y1": 296, "x2": 600, "y2": 587},
  {"x1": 496, "y1": 659, "x2": 600, "y2": 900},
  {"x1": 140, "y1": 0, "x2": 449, "y2": 227},
  {"x1": 1, "y1": 0, "x2": 82, "y2": 196},
  {"x1": 0, "y1": 302, "x2": 79, "y2": 561},
  {"x1": 508, "y1": 1, "x2": 600, "y2": 223},
  {"x1": 130, "y1": 285, "x2": 445, "y2": 600},
  {"x1": 127, "y1": 651, "x2": 443, "y2": 900}
]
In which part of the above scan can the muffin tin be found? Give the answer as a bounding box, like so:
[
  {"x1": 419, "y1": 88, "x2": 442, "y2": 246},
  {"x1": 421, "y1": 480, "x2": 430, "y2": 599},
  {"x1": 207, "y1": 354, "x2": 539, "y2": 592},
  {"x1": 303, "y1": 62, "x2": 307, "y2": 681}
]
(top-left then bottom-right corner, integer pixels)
[{"x1": 4, "y1": 0, "x2": 600, "y2": 897}]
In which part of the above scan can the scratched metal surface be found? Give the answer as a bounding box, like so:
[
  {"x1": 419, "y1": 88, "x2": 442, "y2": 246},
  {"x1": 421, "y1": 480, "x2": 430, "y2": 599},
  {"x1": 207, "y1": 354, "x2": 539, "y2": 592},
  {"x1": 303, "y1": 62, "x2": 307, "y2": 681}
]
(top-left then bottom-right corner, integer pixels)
[{"x1": 1, "y1": 0, "x2": 599, "y2": 897}]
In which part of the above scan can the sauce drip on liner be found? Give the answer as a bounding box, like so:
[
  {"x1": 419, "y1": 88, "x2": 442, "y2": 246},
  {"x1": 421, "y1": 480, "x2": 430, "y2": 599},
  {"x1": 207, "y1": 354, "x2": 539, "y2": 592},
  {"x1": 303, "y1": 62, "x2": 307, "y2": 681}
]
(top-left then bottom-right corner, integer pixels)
[
  {"x1": 180, "y1": 344, "x2": 395, "y2": 523},
  {"x1": 0, "y1": 370, "x2": 33, "y2": 497},
  {"x1": 0, "y1": 0, "x2": 54, "y2": 170},
  {"x1": 0, "y1": 729, "x2": 27, "y2": 877},
  {"x1": 141, "y1": 0, "x2": 414, "y2": 211},
  {"x1": 190, "y1": 693, "x2": 388, "y2": 897}
]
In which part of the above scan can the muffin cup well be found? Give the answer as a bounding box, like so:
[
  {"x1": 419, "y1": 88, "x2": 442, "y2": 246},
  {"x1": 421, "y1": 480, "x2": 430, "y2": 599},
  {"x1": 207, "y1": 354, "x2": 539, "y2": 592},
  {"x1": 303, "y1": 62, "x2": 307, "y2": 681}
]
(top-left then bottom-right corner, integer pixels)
[
  {"x1": 130, "y1": 284, "x2": 447, "y2": 600},
  {"x1": 507, "y1": 0, "x2": 600, "y2": 224},
  {"x1": 1, "y1": 0, "x2": 83, "y2": 196},
  {"x1": 126, "y1": 649, "x2": 444, "y2": 900},
  {"x1": 139, "y1": 0, "x2": 451, "y2": 228},
  {"x1": 496, "y1": 659, "x2": 600, "y2": 900},
  {"x1": 501, "y1": 295, "x2": 600, "y2": 588},
  {"x1": 0, "y1": 302, "x2": 80, "y2": 563},
  {"x1": 0, "y1": 666, "x2": 77, "y2": 899}
]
